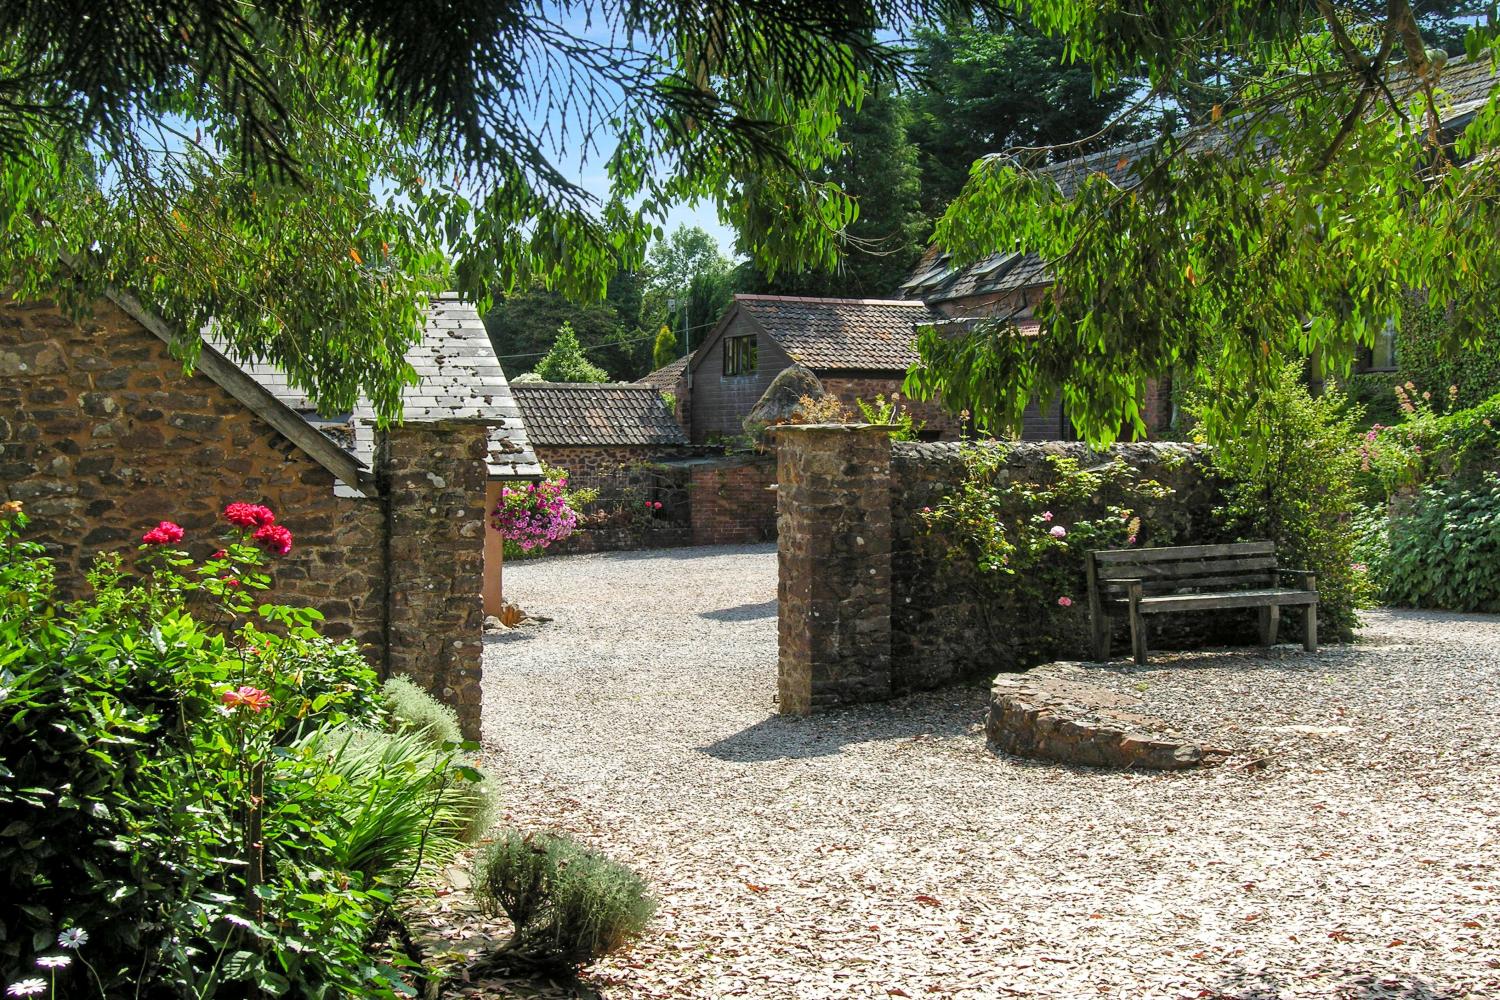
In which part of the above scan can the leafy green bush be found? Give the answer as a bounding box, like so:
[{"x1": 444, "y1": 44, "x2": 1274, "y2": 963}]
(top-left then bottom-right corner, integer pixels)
[
  {"x1": 853, "y1": 393, "x2": 925, "y2": 441},
  {"x1": 473, "y1": 830, "x2": 654, "y2": 973},
  {"x1": 1396, "y1": 295, "x2": 1500, "y2": 410},
  {"x1": 1359, "y1": 475, "x2": 1500, "y2": 612},
  {"x1": 1191, "y1": 366, "x2": 1372, "y2": 638},
  {"x1": 384, "y1": 674, "x2": 463, "y2": 746},
  {"x1": 0, "y1": 502, "x2": 473, "y2": 997}
]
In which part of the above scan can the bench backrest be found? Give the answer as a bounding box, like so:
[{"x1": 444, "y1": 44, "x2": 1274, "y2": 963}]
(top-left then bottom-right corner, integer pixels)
[{"x1": 1087, "y1": 541, "x2": 1278, "y2": 598}]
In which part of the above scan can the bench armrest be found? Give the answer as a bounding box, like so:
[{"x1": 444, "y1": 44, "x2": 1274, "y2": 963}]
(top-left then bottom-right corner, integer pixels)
[{"x1": 1279, "y1": 568, "x2": 1317, "y2": 590}]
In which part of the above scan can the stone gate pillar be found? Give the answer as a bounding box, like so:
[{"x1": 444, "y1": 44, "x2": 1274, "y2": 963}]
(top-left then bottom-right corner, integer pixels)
[
  {"x1": 773, "y1": 424, "x2": 894, "y2": 714},
  {"x1": 381, "y1": 421, "x2": 490, "y2": 740}
]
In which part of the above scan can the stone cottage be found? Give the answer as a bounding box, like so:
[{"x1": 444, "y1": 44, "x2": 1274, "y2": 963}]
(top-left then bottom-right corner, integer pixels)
[{"x1": 0, "y1": 289, "x2": 538, "y2": 738}]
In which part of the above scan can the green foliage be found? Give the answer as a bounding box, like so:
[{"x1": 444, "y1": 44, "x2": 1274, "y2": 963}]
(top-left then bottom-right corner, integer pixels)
[
  {"x1": 1359, "y1": 475, "x2": 1500, "y2": 612},
  {"x1": 652, "y1": 324, "x2": 680, "y2": 371},
  {"x1": 906, "y1": 13, "x2": 1145, "y2": 215},
  {"x1": 642, "y1": 226, "x2": 738, "y2": 352},
  {"x1": 533, "y1": 322, "x2": 611, "y2": 383},
  {"x1": 922, "y1": 445, "x2": 1173, "y2": 663},
  {"x1": 485, "y1": 272, "x2": 651, "y2": 382},
  {"x1": 474, "y1": 831, "x2": 655, "y2": 973},
  {"x1": 384, "y1": 675, "x2": 463, "y2": 747},
  {"x1": 919, "y1": 2, "x2": 1500, "y2": 449},
  {"x1": 0, "y1": 503, "x2": 472, "y2": 995},
  {"x1": 853, "y1": 394, "x2": 926, "y2": 441},
  {"x1": 2, "y1": 2, "x2": 931, "y2": 417},
  {"x1": 1191, "y1": 366, "x2": 1372, "y2": 637},
  {"x1": 741, "y1": 83, "x2": 928, "y2": 297},
  {"x1": 1396, "y1": 295, "x2": 1500, "y2": 410}
]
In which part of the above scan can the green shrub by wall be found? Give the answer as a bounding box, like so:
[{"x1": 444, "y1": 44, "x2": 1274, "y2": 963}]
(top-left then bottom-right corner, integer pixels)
[{"x1": 1397, "y1": 297, "x2": 1500, "y2": 409}]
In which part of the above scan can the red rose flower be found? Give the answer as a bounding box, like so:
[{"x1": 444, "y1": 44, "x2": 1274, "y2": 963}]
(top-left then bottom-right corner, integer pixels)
[
  {"x1": 252, "y1": 523, "x2": 293, "y2": 556},
  {"x1": 211, "y1": 549, "x2": 227, "y2": 559},
  {"x1": 224, "y1": 502, "x2": 276, "y2": 528},
  {"x1": 141, "y1": 521, "x2": 184, "y2": 545}
]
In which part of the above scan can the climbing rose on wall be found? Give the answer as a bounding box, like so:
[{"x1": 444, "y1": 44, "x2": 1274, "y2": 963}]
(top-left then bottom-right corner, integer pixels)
[{"x1": 252, "y1": 523, "x2": 294, "y2": 556}]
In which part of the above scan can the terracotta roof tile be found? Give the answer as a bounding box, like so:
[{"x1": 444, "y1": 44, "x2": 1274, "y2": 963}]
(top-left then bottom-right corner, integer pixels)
[
  {"x1": 511, "y1": 383, "x2": 689, "y2": 447},
  {"x1": 637, "y1": 352, "x2": 693, "y2": 389},
  {"x1": 732, "y1": 294, "x2": 942, "y2": 371}
]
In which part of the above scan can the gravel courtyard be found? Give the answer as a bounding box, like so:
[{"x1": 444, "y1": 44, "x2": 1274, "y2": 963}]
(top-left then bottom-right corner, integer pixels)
[{"x1": 477, "y1": 544, "x2": 1500, "y2": 1000}]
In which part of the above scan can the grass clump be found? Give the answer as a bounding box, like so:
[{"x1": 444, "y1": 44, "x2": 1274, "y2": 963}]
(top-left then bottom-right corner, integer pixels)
[
  {"x1": 473, "y1": 830, "x2": 655, "y2": 973},
  {"x1": 383, "y1": 674, "x2": 463, "y2": 747}
]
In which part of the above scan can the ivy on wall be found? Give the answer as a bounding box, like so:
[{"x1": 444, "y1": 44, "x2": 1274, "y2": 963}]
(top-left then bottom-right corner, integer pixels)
[{"x1": 1395, "y1": 297, "x2": 1500, "y2": 409}]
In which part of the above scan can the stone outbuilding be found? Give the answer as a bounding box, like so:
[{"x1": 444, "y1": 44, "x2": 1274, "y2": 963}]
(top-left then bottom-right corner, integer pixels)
[{"x1": 0, "y1": 289, "x2": 538, "y2": 738}]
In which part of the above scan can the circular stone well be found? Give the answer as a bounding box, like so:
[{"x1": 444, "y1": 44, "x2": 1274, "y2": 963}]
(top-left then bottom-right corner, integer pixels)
[{"x1": 987, "y1": 662, "x2": 1232, "y2": 770}]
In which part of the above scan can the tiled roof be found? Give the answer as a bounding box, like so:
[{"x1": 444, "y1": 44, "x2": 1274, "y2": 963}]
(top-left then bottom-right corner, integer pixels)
[
  {"x1": 637, "y1": 352, "x2": 693, "y2": 390},
  {"x1": 233, "y1": 294, "x2": 541, "y2": 483},
  {"x1": 510, "y1": 383, "x2": 690, "y2": 447},
  {"x1": 731, "y1": 294, "x2": 942, "y2": 371},
  {"x1": 911, "y1": 55, "x2": 1500, "y2": 306}
]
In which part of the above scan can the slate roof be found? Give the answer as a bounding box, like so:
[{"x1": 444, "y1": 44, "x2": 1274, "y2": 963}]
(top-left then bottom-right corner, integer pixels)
[
  {"x1": 232, "y1": 293, "x2": 541, "y2": 485},
  {"x1": 910, "y1": 54, "x2": 1500, "y2": 306},
  {"x1": 510, "y1": 383, "x2": 690, "y2": 448},
  {"x1": 727, "y1": 294, "x2": 942, "y2": 371},
  {"x1": 637, "y1": 352, "x2": 693, "y2": 390}
]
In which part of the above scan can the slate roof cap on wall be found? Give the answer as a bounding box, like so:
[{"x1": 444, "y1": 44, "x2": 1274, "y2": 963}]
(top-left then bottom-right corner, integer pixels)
[
  {"x1": 511, "y1": 382, "x2": 691, "y2": 447},
  {"x1": 713, "y1": 294, "x2": 943, "y2": 372},
  {"x1": 231, "y1": 293, "x2": 542, "y2": 483}
]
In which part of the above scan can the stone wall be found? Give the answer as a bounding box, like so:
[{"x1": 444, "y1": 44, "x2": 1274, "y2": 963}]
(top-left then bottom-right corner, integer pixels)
[
  {"x1": 0, "y1": 296, "x2": 388, "y2": 650},
  {"x1": 383, "y1": 422, "x2": 491, "y2": 739},
  {"x1": 775, "y1": 432, "x2": 1237, "y2": 712},
  {"x1": 890, "y1": 441, "x2": 1230, "y2": 692},
  {"x1": 1, "y1": 296, "x2": 491, "y2": 739},
  {"x1": 690, "y1": 455, "x2": 777, "y2": 546}
]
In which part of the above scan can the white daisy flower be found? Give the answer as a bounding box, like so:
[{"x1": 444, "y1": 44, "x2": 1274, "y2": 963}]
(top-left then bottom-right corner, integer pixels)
[
  {"x1": 33, "y1": 957, "x2": 70, "y2": 969},
  {"x1": 56, "y1": 929, "x2": 87, "y2": 950},
  {"x1": 7, "y1": 979, "x2": 47, "y2": 997}
]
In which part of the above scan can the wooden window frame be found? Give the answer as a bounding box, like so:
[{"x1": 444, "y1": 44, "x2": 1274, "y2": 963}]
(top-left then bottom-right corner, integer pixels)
[{"x1": 723, "y1": 335, "x2": 758, "y2": 377}]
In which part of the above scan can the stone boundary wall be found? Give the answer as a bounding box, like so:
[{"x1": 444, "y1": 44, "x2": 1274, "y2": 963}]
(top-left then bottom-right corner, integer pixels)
[
  {"x1": 690, "y1": 455, "x2": 777, "y2": 546},
  {"x1": 775, "y1": 429, "x2": 1240, "y2": 714},
  {"x1": 890, "y1": 441, "x2": 1231, "y2": 692},
  {"x1": 1, "y1": 298, "x2": 490, "y2": 739}
]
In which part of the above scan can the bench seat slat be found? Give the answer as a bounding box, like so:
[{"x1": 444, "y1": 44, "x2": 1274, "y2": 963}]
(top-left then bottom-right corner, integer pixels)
[
  {"x1": 1101, "y1": 573, "x2": 1279, "y2": 594},
  {"x1": 1092, "y1": 541, "x2": 1275, "y2": 563},
  {"x1": 1097, "y1": 556, "x2": 1278, "y2": 580},
  {"x1": 1106, "y1": 587, "x2": 1318, "y2": 613}
]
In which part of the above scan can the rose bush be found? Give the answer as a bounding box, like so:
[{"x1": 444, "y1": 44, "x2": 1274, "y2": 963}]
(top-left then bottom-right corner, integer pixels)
[{"x1": 0, "y1": 501, "x2": 489, "y2": 998}]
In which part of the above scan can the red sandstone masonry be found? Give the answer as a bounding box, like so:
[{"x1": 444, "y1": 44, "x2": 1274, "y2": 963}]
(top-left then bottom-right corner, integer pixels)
[
  {"x1": 0, "y1": 297, "x2": 387, "y2": 651},
  {"x1": 690, "y1": 456, "x2": 776, "y2": 546}
]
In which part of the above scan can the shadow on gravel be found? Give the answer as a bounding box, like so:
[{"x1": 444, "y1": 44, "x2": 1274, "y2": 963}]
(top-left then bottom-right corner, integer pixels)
[
  {"x1": 698, "y1": 599, "x2": 777, "y2": 622},
  {"x1": 698, "y1": 690, "x2": 981, "y2": 762},
  {"x1": 576, "y1": 542, "x2": 777, "y2": 563},
  {"x1": 1200, "y1": 966, "x2": 1464, "y2": 1000}
]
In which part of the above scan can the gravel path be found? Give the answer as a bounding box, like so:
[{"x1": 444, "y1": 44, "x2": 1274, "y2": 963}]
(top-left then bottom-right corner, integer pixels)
[{"x1": 474, "y1": 545, "x2": 1500, "y2": 1000}]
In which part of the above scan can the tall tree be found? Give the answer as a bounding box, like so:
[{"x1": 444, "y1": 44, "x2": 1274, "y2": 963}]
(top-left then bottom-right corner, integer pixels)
[
  {"x1": 909, "y1": 0, "x2": 1500, "y2": 447},
  {"x1": 906, "y1": 14, "x2": 1146, "y2": 216},
  {"x1": 652, "y1": 325, "x2": 680, "y2": 370},
  {"x1": 0, "y1": 0, "x2": 967, "y2": 419},
  {"x1": 642, "y1": 226, "x2": 739, "y2": 354},
  {"x1": 741, "y1": 83, "x2": 928, "y2": 297}
]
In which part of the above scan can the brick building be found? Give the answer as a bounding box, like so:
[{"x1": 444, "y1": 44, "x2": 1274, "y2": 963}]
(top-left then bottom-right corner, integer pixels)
[{"x1": 0, "y1": 290, "x2": 538, "y2": 738}]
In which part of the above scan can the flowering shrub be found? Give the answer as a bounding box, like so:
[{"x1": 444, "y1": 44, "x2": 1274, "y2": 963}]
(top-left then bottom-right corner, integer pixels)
[
  {"x1": 490, "y1": 466, "x2": 587, "y2": 552},
  {"x1": 0, "y1": 502, "x2": 487, "y2": 997},
  {"x1": 922, "y1": 445, "x2": 1172, "y2": 664}
]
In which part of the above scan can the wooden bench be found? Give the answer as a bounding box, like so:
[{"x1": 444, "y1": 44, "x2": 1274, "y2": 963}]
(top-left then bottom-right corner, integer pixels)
[{"x1": 1085, "y1": 541, "x2": 1318, "y2": 665}]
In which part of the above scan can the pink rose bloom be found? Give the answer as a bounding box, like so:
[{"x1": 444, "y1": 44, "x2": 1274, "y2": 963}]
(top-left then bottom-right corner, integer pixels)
[
  {"x1": 1127, "y1": 534, "x2": 1137, "y2": 545},
  {"x1": 141, "y1": 521, "x2": 184, "y2": 545},
  {"x1": 1040, "y1": 511, "x2": 1053, "y2": 522},
  {"x1": 1049, "y1": 525, "x2": 1067, "y2": 539},
  {"x1": 1057, "y1": 596, "x2": 1073, "y2": 608},
  {"x1": 224, "y1": 502, "x2": 276, "y2": 528},
  {"x1": 252, "y1": 523, "x2": 294, "y2": 556},
  {"x1": 653, "y1": 501, "x2": 663, "y2": 510}
]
